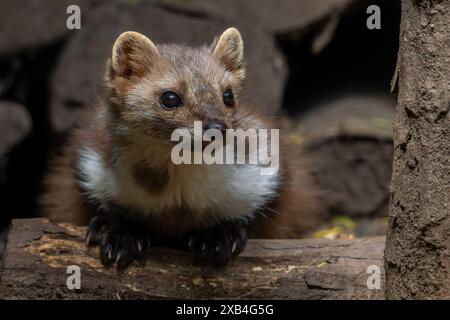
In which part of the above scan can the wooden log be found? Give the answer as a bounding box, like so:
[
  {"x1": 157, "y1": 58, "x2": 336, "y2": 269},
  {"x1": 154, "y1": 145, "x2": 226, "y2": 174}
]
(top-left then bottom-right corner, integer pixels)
[{"x1": 0, "y1": 218, "x2": 385, "y2": 299}]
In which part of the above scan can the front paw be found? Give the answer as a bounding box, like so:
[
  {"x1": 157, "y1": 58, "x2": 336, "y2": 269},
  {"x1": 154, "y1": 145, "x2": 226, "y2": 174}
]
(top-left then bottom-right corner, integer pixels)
[
  {"x1": 184, "y1": 222, "x2": 248, "y2": 264},
  {"x1": 86, "y1": 210, "x2": 151, "y2": 269}
]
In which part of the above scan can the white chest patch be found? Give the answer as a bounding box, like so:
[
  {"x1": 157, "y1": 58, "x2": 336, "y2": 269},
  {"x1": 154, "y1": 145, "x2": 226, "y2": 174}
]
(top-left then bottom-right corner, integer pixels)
[{"x1": 77, "y1": 147, "x2": 280, "y2": 223}]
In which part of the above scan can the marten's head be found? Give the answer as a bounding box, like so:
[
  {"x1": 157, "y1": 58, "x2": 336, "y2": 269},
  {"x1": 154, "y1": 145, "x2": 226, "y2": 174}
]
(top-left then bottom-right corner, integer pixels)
[{"x1": 105, "y1": 28, "x2": 247, "y2": 145}]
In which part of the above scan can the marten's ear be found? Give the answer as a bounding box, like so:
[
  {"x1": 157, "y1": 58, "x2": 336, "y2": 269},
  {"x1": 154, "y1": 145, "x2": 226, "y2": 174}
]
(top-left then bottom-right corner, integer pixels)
[
  {"x1": 211, "y1": 28, "x2": 245, "y2": 81},
  {"x1": 111, "y1": 31, "x2": 159, "y2": 79}
]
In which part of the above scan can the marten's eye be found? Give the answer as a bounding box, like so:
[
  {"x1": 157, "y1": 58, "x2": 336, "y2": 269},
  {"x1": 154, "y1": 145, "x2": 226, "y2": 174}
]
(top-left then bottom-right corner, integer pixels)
[
  {"x1": 160, "y1": 91, "x2": 182, "y2": 110},
  {"x1": 223, "y1": 89, "x2": 235, "y2": 107}
]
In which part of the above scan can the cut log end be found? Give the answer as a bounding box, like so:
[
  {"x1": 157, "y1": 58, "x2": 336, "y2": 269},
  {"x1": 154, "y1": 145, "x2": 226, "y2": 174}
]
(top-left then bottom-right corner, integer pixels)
[{"x1": 0, "y1": 218, "x2": 385, "y2": 299}]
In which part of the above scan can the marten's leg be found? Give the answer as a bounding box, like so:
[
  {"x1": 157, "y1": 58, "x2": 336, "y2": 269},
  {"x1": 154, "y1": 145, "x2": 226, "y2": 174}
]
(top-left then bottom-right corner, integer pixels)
[
  {"x1": 86, "y1": 205, "x2": 151, "y2": 269},
  {"x1": 181, "y1": 221, "x2": 249, "y2": 264}
]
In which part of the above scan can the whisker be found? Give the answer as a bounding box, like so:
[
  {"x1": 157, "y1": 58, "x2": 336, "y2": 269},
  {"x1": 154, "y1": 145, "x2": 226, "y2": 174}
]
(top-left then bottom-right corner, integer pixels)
[
  {"x1": 264, "y1": 206, "x2": 282, "y2": 216},
  {"x1": 232, "y1": 112, "x2": 254, "y2": 124}
]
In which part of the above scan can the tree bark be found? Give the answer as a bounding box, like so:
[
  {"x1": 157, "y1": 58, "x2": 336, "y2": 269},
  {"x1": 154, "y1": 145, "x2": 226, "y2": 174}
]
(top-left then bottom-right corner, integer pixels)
[
  {"x1": 385, "y1": 0, "x2": 450, "y2": 299},
  {"x1": 0, "y1": 218, "x2": 385, "y2": 299}
]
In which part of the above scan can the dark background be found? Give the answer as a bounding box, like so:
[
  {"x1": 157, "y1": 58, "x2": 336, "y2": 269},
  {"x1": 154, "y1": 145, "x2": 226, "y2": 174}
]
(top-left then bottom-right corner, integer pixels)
[{"x1": 0, "y1": 0, "x2": 400, "y2": 251}]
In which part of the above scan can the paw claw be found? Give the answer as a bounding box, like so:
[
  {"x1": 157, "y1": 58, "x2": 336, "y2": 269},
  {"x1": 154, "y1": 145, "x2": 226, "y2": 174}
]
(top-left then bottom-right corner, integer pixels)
[
  {"x1": 86, "y1": 212, "x2": 151, "y2": 269},
  {"x1": 115, "y1": 252, "x2": 122, "y2": 264},
  {"x1": 231, "y1": 241, "x2": 237, "y2": 254},
  {"x1": 86, "y1": 231, "x2": 92, "y2": 245},
  {"x1": 183, "y1": 223, "x2": 248, "y2": 264},
  {"x1": 137, "y1": 240, "x2": 142, "y2": 253}
]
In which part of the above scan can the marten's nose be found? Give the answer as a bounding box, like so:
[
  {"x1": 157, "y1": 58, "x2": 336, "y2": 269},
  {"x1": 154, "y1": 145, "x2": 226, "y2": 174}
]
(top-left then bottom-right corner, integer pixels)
[{"x1": 203, "y1": 121, "x2": 228, "y2": 135}]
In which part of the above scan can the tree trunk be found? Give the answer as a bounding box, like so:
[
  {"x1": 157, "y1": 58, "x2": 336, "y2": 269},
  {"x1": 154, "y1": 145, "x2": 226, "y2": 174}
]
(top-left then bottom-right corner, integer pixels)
[
  {"x1": 385, "y1": 0, "x2": 450, "y2": 299},
  {"x1": 0, "y1": 219, "x2": 385, "y2": 300}
]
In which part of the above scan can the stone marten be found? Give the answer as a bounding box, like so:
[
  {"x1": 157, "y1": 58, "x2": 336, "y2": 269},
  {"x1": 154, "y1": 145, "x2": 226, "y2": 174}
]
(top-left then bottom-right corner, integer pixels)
[{"x1": 40, "y1": 28, "x2": 323, "y2": 268}]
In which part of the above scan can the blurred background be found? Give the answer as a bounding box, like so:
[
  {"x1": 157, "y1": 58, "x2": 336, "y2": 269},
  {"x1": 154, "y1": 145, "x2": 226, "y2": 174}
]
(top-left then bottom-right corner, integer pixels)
[{"x1": 0, "y1": 0, "x2": 400, "y2": 253}]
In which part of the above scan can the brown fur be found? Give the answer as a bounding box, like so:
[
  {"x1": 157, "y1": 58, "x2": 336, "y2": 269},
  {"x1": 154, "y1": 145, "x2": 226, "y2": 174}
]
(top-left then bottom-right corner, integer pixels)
[
  {"x1": 40, "y1": 102, "x2": 111, "y2": 225},
  {"x1": 40, "y1": 29, "x2": 324, "y2": 239},
  {"x1": 132, "y1": 161, "x2": 169, "y2": 195},
  {"x1": 250, "y1": 140, "x2": 324, "y2": 238}
]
